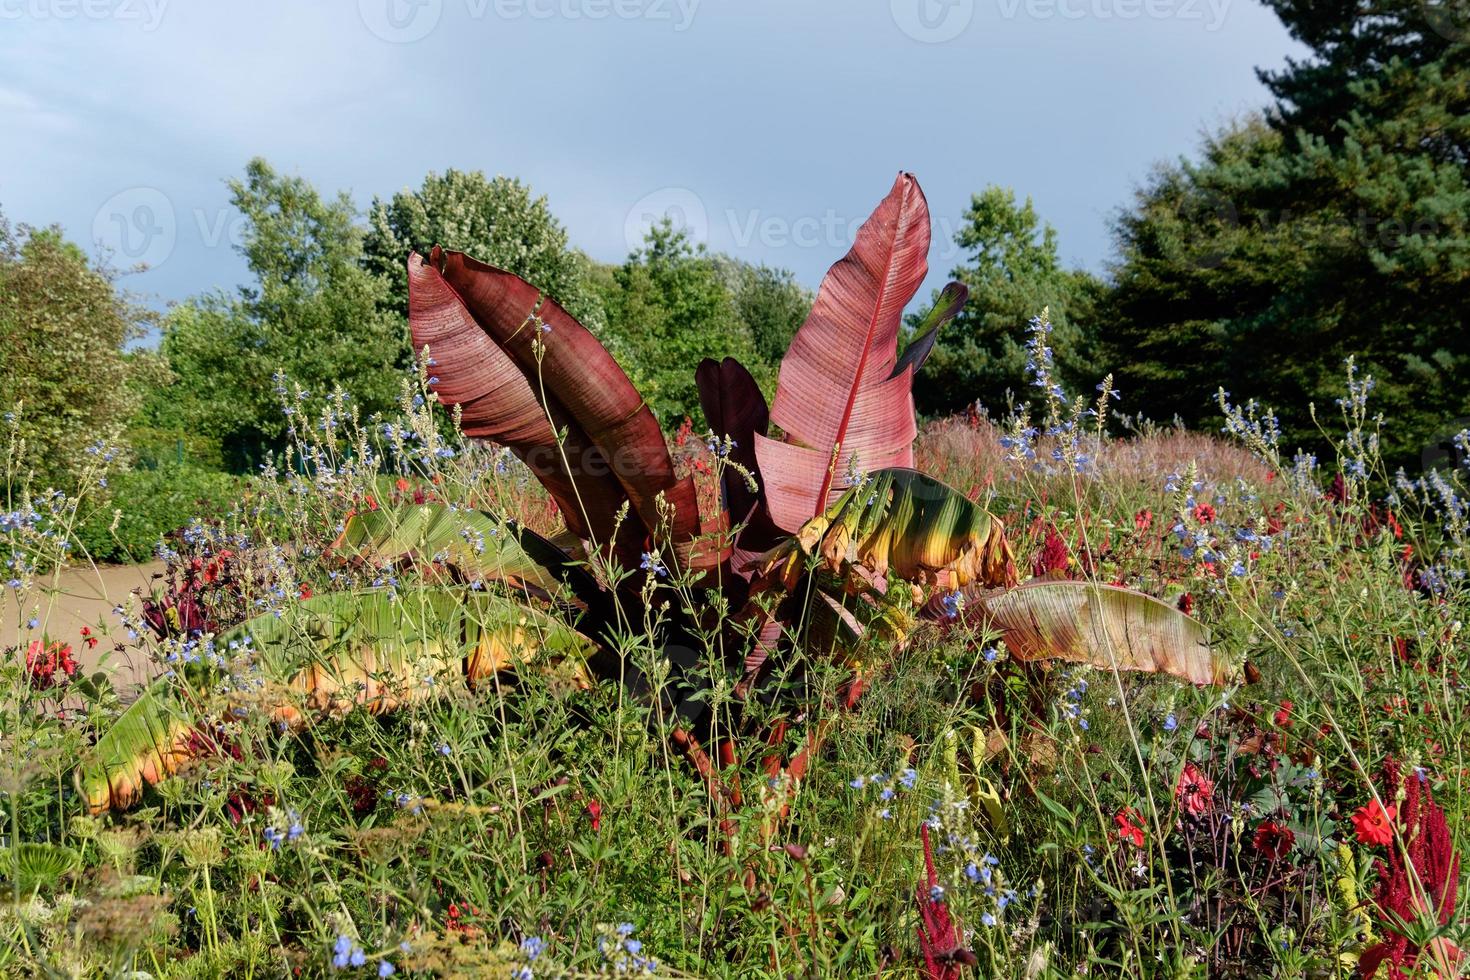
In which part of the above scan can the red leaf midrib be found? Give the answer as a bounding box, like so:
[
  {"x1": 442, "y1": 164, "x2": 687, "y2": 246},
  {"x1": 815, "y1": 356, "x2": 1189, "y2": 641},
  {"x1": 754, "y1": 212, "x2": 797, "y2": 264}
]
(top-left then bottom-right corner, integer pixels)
[{"x1": 812, "y1": 179, "x2": 913, "y2": 517}]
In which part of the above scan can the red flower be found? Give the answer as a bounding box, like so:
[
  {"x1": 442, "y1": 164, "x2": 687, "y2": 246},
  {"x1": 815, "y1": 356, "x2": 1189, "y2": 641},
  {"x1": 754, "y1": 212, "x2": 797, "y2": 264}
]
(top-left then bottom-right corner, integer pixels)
[
  {"x1": 24, "y1": 639, "x2": 78, "y2": 690},
  {"x1": 1252, "y1": 820, "x2": 1295, "y2": 859},
  {"x1": 446, "y1": 901, "x2": 483, "y2": 937},
  {"x1": 1192, "y1": 503, "x2": 1216, "y2": 523},
  {"x1": 79, "y1": 626, "x2": 98, "y2": 650},
  {"x1": 1134, "y1": 508, "x2": 1153, "y2": 532},
  {"x1": 1273, "y1": 700, "x2": 1293, "y2": 727},
  {"x1": 585, "y1": 798, "x2": 602, "y2": 833},
  {"x1": 1351, "y1": 798, "x2": 1397, "y2": 847},
  {"x1": 1114, "y1": 807, "x2": 1146, "y2": 847},
  {"x1": 1174, "y1": 763, "x2": 1214, "y2": 817},
  {"x1": 298, "y1": 583, "x2": 313, "y2": 600},
  {"x1": 1177, "y1": 592, "x2": 1194, "y2": 615}
]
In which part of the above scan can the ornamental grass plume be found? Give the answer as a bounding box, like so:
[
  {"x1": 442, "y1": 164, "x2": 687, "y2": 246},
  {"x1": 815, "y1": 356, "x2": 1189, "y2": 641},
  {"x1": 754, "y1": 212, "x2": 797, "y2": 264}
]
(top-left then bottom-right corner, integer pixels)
[{"x1": 1360, "y1": 761, "x2": 1464, "y2": 979}]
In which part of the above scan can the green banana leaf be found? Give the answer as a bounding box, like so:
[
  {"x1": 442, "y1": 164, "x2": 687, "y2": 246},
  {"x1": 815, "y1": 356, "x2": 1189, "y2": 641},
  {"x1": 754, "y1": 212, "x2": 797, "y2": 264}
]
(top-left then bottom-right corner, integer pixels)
[
  {"x1": 78, "y1": 588, "x2": 597, "y2": 813},
  {"x1": 335, "y1": 503, "x2": 597, "y2": 601},
  {"x1": 761, "y1": 468, "x2": 1016, "y2": 595}
]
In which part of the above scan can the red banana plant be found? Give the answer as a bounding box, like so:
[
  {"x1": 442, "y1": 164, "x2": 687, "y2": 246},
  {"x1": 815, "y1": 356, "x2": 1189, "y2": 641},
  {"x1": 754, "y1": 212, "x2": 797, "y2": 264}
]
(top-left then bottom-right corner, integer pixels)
[{"x1": 75, "y1": 173, "x2": 1231, "y2": 818}]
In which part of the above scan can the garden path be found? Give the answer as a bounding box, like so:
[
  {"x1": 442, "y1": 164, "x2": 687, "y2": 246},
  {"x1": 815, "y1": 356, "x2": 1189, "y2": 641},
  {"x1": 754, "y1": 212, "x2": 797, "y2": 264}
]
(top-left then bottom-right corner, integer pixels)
[{"x1": 3, "y1": 561, "x2": 166, "y2": 688}]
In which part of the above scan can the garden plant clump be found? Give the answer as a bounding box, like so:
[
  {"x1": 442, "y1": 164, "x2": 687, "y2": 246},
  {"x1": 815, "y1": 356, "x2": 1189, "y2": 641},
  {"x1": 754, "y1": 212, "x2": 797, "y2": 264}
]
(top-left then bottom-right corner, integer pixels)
[{"x1": 2, "y1": 181, "x2": 1468, "y2": 978}]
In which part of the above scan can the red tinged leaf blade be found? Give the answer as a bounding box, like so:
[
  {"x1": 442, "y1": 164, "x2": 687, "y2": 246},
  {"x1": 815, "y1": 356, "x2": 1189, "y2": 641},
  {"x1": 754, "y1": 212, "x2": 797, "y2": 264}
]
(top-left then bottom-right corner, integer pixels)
[
  {"x1": 756, "y1": 173, "x2": 931, "y2": 531},
  {"x1": 696, "y1": 356, "x2": 783, "y2": 575},
  {"x1": 415, "y1": 248, "x2": 702, "y2": 563},
  {"x1": 408, "y1": 252, "x2": 624, "y2": 547}
]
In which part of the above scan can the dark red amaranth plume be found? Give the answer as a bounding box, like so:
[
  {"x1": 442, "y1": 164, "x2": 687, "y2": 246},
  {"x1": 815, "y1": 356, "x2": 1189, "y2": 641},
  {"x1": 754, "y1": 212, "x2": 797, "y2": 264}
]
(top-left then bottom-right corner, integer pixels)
[
  {"x1": 1361, "y1": 761, "x2": 1464, "y2": 979},
  {"x1": 915, "y1": 825, "x2": 976, "y2": 979},
  {"x1": 1032, "y1": 524, "x2": 1070, "y2": 579}
]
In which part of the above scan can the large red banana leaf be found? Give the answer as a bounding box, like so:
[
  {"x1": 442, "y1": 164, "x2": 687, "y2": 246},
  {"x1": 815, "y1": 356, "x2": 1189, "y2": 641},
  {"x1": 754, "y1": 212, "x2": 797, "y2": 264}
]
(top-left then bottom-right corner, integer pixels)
[
  {"x1": 408, "y1": 253, "x2": 624, "y2": 552},
  {"x1": 754, "y1": 173, "x2": 932, "y2": 532},
  {"x1": 413, "y1": 248, "x2": 701, "y2": 565}
]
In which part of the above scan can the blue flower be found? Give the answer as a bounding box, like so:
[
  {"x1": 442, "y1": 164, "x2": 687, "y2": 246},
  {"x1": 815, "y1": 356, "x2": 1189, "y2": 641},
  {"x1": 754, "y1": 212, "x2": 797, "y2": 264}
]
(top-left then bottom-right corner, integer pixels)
[
  {"x1": 981, "y1": 912, "x2": 997, "y2": 927},
  {"x1": 940, "y1": 590, "x2": 961, "y2": 619},
  {"x1": 899, "y1": 768, "x2": 918, "y2": 790},
  {"x1": 377, "y1": 961, "x2": 396, "y2": 977},
  {"x1": 521, "y1": 936, "x2": 544, "y2": 960},
  {"x1": 436, "y1": 742, "x2": 452, "y2": 756},
  {"x1": 1163, "y1": 713, "x2": 1178, "y2": 732},
  {"x1": 331, "y1": 935, "x2": 356, "y2": 969}
]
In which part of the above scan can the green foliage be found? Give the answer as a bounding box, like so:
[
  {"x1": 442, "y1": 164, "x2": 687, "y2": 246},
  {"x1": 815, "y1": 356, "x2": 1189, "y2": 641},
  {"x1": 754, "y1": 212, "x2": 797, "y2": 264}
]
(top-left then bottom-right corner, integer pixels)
[
  {"x1": 72, "y1": 464, "x2": 244, "y2": 563},
  {"x1": 725, "y1": 259, "x2": 810, "y2": 367},
  {"x1": 913, "y1": 187, "x2": 1101, "y2": 419},
  {"x1": 363, "y1": 168, "x2": 606, "y2": 330},
  {"x1": 146, "y1": 159, "x2": 405, "y2": 469},
  {"x1": 597, "y1": 219, "x2": 764, "y2": 423},
  {"x1": 0, "y1": 217, "x2": 159, "y2": 490},
  {"x1": 1102, "y1": 0, "x2": 1470, "y2": 466}
]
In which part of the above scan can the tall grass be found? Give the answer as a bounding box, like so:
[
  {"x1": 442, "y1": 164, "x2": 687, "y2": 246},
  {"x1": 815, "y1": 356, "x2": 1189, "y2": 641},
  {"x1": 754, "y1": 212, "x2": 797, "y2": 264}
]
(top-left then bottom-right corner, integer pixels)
[{"x1": 2, "y1": 362, "x2": 1467, "y2": 978}]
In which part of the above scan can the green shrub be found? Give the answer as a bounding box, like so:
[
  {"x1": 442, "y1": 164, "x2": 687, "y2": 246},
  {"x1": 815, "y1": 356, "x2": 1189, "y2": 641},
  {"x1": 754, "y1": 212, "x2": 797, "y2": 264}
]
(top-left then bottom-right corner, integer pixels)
[{"x1": 73, "y1": 464, "x2": 246, "y2": 563}]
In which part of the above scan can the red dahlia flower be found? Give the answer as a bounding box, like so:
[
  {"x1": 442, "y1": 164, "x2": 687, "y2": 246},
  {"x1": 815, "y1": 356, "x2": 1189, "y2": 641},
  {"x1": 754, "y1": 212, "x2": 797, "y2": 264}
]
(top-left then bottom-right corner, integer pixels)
[
  {"x1": 1351, "y1": 798, "x2": 1397, "y2": 847},
  {"x1": 1252, "y1": 820, "x2": 1295, "y2": 859}
]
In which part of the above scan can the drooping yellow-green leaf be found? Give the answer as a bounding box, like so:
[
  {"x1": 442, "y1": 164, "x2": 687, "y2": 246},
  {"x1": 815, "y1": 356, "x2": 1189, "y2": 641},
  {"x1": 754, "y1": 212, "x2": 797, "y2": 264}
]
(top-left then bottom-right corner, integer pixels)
[
  {"x1": 762, "y1": 468, "x2": 1015, "y2": 595},
  {"x1": 970, "y1": 581, "x2": 1230, "y2": 686},
  {"x1": 76, "y1": 679, "x2": 198, "y2": 815},
  {"x1": 223, "y1": 588, "x2": 597, "y2": 726},
  {"x1": 335, "y1": 503, "x2": 590, "y2": 599},
  {"x1": 77, "y1": 589, "x2": 598, "y2": 813}
]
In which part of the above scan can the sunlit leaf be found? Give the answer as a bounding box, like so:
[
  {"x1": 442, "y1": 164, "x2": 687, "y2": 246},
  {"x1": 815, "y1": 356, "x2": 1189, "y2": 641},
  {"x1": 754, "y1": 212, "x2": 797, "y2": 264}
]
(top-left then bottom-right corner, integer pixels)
[
  {"x1": 967, "y1": 580, "x2": 1231, "y2": 686},
  {"x1": 754, "y1": 174, "x2": 934, "y2": 531}
]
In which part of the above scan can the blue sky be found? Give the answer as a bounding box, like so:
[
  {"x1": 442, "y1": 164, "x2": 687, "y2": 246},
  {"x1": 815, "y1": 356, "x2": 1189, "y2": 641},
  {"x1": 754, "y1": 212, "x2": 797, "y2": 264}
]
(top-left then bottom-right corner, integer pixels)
[{"x1": 1, "y1": 0, "x2": 1303, "y2": 316}]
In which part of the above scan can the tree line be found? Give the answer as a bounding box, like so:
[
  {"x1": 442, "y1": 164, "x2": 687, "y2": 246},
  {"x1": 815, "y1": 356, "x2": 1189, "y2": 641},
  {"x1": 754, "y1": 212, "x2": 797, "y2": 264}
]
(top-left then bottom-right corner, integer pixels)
[{"x1": 4, "y1": 0, "x2": 1465, "y2": 502}]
